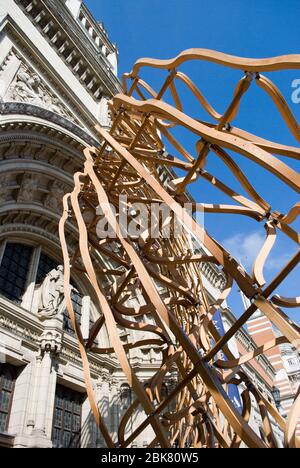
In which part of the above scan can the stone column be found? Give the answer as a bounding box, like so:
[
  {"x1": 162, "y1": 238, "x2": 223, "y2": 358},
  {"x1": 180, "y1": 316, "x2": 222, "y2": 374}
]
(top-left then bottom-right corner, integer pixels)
[
  {"x1": 33, "y1": 352, "x2": 52, "y2": 435},
  {"x1": 109, "y1": 377, "x2": 119, "y2": 444},
  {"x1": 12, "y1": 318, "x2": 62, "y2": 448},
  {"x1": 29, "y1": 318, "x2": 62, "y2": 448},
  {"x1": 94, "y1": 369, "x2": 113, "y2": 445},
  {"x1": 81, "y1": 368, "x2": 113, "y2": 448}
]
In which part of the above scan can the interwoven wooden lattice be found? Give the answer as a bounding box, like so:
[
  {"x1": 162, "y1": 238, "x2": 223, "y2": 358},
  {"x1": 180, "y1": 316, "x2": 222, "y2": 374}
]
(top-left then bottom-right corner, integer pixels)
[{"x1": 59, "y1": 50, "x2": 300, "y2": 448}]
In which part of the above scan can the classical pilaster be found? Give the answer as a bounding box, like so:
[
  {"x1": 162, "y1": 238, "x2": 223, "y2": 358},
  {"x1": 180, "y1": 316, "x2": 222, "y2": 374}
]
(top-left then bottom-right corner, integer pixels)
[
  {"x1": 13, "y1": 317, "x2": 62, "y2": 448},
  {"x1": 97, "y1": 369, "x2": 113, "y2": 441},
  {"x1": 109, "y1": 376, "x2": 119, "y2": 443}
]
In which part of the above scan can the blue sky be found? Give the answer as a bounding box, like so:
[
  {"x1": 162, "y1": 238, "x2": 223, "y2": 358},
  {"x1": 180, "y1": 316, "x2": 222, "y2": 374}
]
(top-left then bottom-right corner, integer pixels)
[{"x1": 86, "y1": 0, "x2": 299, "y2": 323}]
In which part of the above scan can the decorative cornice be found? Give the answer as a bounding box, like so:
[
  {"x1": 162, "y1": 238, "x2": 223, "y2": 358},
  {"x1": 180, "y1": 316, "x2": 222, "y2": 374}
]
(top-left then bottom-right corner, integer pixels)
[
  {"x1": 0, "y1": 101, "x2": 99, "y2": 145},
  {"x1": 0, "y1": 297, "x2": 43, "y2": 348},
  {"x1": 78, "y1": 3, "x2": 117, "y2": 55},
  {"x1": 15, "y1": 0, "x2": 121, "y2": 97},
  {"x1": 0, "y1": 19, "x2": 109, "y2": 132},
  {"x1": 0, "y1": 121, "x2": 85, "y2": 155},
  {"x1": 0, "y1": 223, "x2": 61, "y2": 247}
]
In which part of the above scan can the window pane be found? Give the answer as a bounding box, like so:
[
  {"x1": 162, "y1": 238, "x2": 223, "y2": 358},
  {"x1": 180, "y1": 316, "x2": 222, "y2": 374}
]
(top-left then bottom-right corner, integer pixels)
[
  {"x1": 65, "y1": 399, "x2": 72, "y2": 412},
  {"x1": 70, "y1": 432, "x2": 80, "y2": 448},
  {"x1": 0, "y1": 364, "x2": 17, "y2": 433},
  {"x1": 73, "y1": 414, "x2": 81, "y2": 433},
  {"x1": 0, "y1": 412, "x2": 7, "y2": 432},
  {"x1": 64, "y1": 411, "x2": 72, "y2": 429},
  {"x1": 52, "y1": 385, "x2": 84, "y2": 448},
  {"x1": 52, "y1": 427, "x2": 61, "y2": 448},
  {"x1": 0, "y1": 391, "x2": 10, "y2": 411},
  {"x1": 73, "y1": 402, "x2": 81, "y2": 415},
  {"x1": 55, "y1": 395, "x2": 63, "y2": 409},
  {"x1": 0, "y1": 243, "x2": 33, "y2": 302},
  {"x1": 63, "y1": 431, "x2": 71, "y2": 447},
  {"x1": 63, "y1": 288, "x2": 82, "y2": 336},
  {"x1": 36, "y1": 253, "x2": 58, "y2": 285},
  {"x1": 54, "y1": 408, "x2": 62, "y2": 428}
]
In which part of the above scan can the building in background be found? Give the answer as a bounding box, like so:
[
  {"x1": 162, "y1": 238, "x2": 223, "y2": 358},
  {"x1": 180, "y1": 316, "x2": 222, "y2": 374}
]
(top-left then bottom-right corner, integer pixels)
[
  {"x1": 247, "y1": 311, "x2": 300, "y2": 438},
  {"x1": 0, "y1": 0, "x2": 296, "y2": 448}
]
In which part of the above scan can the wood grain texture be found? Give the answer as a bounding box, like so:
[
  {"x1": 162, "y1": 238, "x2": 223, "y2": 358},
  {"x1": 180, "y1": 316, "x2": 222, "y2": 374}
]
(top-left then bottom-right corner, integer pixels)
[{"x1": 59, "y1": 50, "x2": 300, "y2": 448}]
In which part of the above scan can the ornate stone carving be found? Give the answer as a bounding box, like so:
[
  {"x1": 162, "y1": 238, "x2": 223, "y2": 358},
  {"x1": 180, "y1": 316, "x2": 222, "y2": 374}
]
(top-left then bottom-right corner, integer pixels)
[
  {"x1": 0, "y1": 314, "x2": 41, "y2": 346},
  {"x1": 0, "y1": 51, "x2": 17, "y2": 100},
  {"x1": 17, "y1": 173, "x2": 39, "y2": 203},
  {"x1": 0, "y1": 174, "x2": 12, "y2": 203},
  {"x1": 38, "y1": 266, "x2": 65, "y2": 320},
  {"x1": 98, "y1": 96, "x2": 112, "y2": 128},
  {"x1": 39, "y1": 329, "x2": 62, "y2": 354},
  {"x1": 44, "y1": 181, "x2": 69, "y2": 212},
  {"x1": 96, "y1": 368, "x2": 112, "y2": 390},
  {"x1": 5, "y1": 63, "x2": 75, "y2": 122},
  {"x1": 0, "y1": 102, "x2": 98, "y2": 146}
]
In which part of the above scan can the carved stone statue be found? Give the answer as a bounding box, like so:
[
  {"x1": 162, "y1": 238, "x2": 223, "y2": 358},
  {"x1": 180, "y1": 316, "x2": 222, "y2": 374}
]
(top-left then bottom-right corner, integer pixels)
[{"x1": 38, "y1": 265, "x2": 65, "y2": 320}]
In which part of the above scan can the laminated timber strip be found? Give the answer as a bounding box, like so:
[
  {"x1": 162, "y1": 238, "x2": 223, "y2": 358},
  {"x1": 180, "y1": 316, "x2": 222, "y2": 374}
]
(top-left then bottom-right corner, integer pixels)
[{"x1": 59, "y1": 49, "x2": 300, "y2": 448}]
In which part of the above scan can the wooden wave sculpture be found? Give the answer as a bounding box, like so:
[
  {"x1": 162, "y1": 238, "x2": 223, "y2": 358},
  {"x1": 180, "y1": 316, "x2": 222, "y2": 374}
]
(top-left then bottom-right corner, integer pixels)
[{"x1": 59, "y1": 49, "x2": 300, "y2": 448}]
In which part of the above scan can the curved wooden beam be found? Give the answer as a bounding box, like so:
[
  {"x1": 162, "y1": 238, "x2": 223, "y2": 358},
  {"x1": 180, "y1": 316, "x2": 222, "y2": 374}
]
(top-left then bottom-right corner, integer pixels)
[{"x1": 59, "y1": 49, "x2": 300, "y2": 449}]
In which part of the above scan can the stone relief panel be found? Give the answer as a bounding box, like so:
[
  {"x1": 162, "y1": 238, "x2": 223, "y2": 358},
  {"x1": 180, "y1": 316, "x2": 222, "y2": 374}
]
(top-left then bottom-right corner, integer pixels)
[
  {"x1": 0, "y1": 174, "x2": 13, "y2": 204},
  {"x1": 17, "y1": 173, "x2": 39, "y2": 203},
  {"x1": 44, "y1": 180, "x2": 70, "y2": 213},
  {"x1": 3, "y1": 58, "x2": 76, "y2": 123}
]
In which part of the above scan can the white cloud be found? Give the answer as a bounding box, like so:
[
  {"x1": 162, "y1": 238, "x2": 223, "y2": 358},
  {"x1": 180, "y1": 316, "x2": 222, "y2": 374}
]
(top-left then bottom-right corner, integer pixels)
[
  {"x1": 222, "y1": 231, "x2": 265, "y2": 270},
  {"x1": 222, "y1": 230, "x2": 291, "y2": 273}
]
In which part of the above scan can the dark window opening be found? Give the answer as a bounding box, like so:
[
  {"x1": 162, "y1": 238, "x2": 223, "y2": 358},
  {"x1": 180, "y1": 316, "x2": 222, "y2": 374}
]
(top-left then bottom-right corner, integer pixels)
[
  {"x1": 120, "y1": 384, "x2": 132, "y2": 410},
  {"x1": 52, "y1": 384, "x2": 84, "y2": 448},
  {"x1": 0, "y1": 364, "x2": 17, "y2": 433},
  {"x1": 0, "y1": 243, "x2": 33, "y2": 303},
  {"x1": 63, "y1": 288, "x2": 82, "y2": 336},
  {"x1": 161, "y1": 383, "x2": 176, "y2": 414},
  {"x1": 36, "y1": 252, "x2": 59, "y2": 285}
]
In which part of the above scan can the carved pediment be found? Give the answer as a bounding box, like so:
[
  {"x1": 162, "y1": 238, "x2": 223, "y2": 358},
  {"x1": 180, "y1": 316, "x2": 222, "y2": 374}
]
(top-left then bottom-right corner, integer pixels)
[{"x1": 3, "y1": 58, "x2": 78, "y2": 124}]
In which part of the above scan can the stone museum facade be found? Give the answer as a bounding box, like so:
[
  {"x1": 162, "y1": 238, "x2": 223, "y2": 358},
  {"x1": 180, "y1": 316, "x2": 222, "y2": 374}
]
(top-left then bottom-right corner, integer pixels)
[{"x1": 0, "y1": 0, "x2": 298, "y2": 448}]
